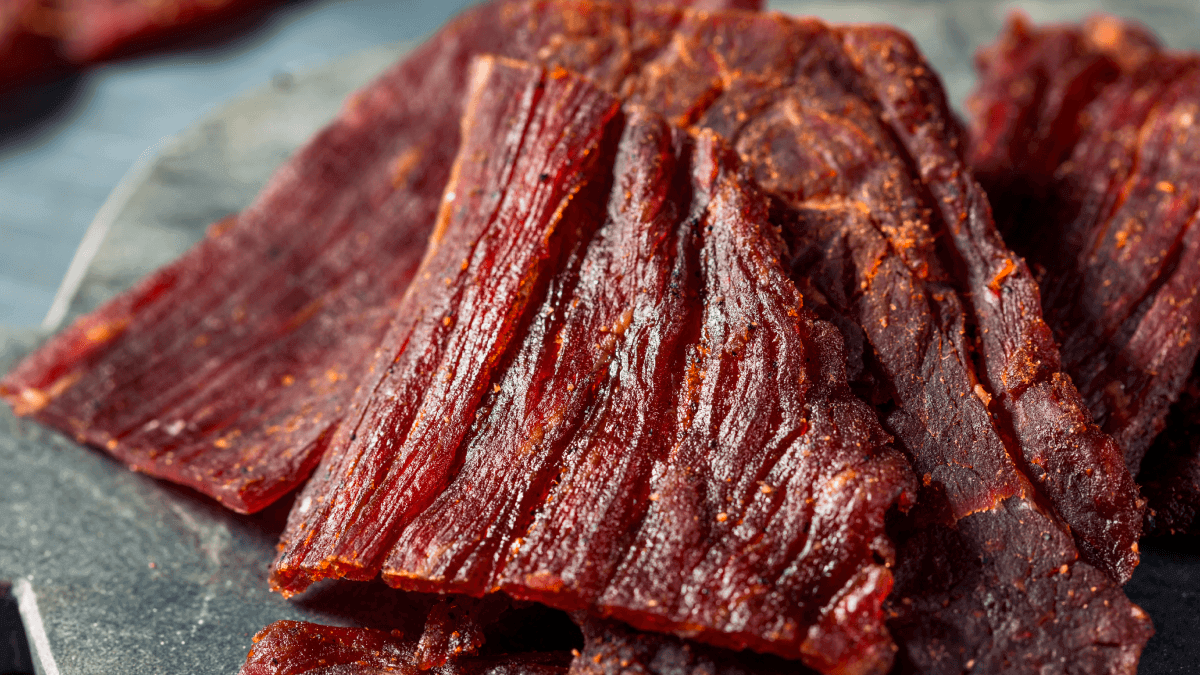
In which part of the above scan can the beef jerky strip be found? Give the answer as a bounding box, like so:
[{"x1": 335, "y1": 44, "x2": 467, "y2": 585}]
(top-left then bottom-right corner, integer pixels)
[
  {"x1": 274, "y1": 57, "x2": 620, "y2": 588},
  {"x1": 0, "y1": 0, "x2": 757, "y2": 516},
  {"x1": 844, "y1": 25, "x2": 1144, "y2": 579},
  {"x1": 276, "y1": 55, "x2": 913, "y2": 674},
  {"x1": 239, "y1": 620, "x2": 572, "y2": 675},
  {"x1": 967, "y1": 16, "x2": 1200, "y2": 521},
  {"x1": 969, "y1": 15, "x2": 1200, "y2": 472},
  {"x1": 240, "y1": 613, "x2": 809, "y2": 675},
  {"x1": 564, "y1": 6, "x2": 1147, "y2": 669},
  {"x1": 535, "y1": 6, "x2": 1148, "y2": 665}
]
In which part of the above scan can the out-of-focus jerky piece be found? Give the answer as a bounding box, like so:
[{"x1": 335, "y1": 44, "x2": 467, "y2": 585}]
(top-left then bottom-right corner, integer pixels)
[
  {"x1": 53, "y1": 0, "x2": 280, "y2": 63},
  {"x1": 967, "y1": 15, "x2": 1200, "y2": 475},
  {"x1": 0, "y1": 0, "x2": 66, "y2": 92},
  {"x1": 240, "y1": 620, "x2": 572, "y2": 675},
  {"x1": 967, "y1": 13, "x2": 1160, "y2": 232},
  {"x1": 0, "y1": 0, "x2": 534, "y2": 513},
  {"x1": 570, "y1": 617, "x2": 812, "y2": 675},
  {"x1": 843, "y1": 25, "x2": 1142, "y2": 580},
  {"x1": 273, "y1": 56, "x2": 620, "y2": 590},
  {"x1": 1139, "y1": 374, "x2": 1200, "y2": 536},
  {"x1": 368, "y1": 116, "x2": 912, "y2": 672}
]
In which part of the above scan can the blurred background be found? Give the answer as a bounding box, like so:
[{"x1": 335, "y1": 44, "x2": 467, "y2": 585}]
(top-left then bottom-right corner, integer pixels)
[{"x1": 1, "y1": 0, "x2": 1198, "y2": 328}]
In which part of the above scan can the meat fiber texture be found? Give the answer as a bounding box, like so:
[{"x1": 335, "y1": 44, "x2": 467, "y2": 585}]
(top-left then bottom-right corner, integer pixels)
[
  {"x1": 273, "y1": 54, "x2": 915, "y2": 675},
  {"x1": 967, "y1": 13, "x2": 1200, "y2": 535},
  {"x1": 0, "y1": 0, "x2": 759, "y2": 513}
]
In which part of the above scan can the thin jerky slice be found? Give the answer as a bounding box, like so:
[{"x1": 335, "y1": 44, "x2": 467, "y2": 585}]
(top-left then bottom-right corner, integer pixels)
[
  {"x1": 274, "y1": 56, "x2": 621, "y2": 589},
  {"x1": 967, "y1": 15, "x2": 1200, "y2": 474},
  {"x1": 240, "y1": 620, "x2": 572, "y2": 675},
  {"x1": 843, "y1": 25, "x2": 1143, "y2": 580}
]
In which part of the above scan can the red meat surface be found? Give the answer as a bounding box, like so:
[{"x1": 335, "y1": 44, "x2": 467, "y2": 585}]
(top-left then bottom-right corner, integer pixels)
[{"x1": 967, "y1": 13, "x2": 1200, "y2": 535}]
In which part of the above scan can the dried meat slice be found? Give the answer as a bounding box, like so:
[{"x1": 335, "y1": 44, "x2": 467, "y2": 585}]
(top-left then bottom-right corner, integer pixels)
[
  {"x1": 492, "y1": 0, "x2": 1141, "y2": 582},
  {"x1": 239, "y1": 613, "x2": 801, "y2": 675},
  {"x1": 240, "y1": 619, "x2": 573, "y2": 675},
  {"x1": 276, "y1": 55, "x2": 914, "y2": 674},
  {"x1": 967, "y1": 14, "x2": 1200, "y2": 534},
  {"x1": 842, "y1": 24, "x2": 1143, "y2": 582},
  {"x1": 967, "y1": 15, "x2": 1200, "y2": 474},
  {"x1": 273, "y1": 56, "x2": 620, "y2": 587}
]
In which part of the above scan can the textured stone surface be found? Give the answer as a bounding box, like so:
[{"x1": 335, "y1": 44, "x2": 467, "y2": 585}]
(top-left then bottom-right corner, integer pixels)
[{"x1": 1, "y1": 3, "x2": 1197, "y2": 674}]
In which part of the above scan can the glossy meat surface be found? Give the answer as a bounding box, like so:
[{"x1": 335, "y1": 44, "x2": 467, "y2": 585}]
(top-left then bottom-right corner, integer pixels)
[{"x1": 274, "y1": 55, "x2": 913, "y2": 674}]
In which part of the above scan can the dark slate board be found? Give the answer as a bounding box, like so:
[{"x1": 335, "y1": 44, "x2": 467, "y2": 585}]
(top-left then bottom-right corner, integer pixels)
[{"x1": 1, "y1": 2, "x2": 1197, "y2": 674}]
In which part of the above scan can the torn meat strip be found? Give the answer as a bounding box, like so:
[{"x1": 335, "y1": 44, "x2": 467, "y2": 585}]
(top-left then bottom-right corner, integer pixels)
[
  {"x1": 967, "y1": 13, "x2": 1200, "y2": 529},
  {"x1": 275, "y1": 56, "x2": 622, "y2": 589},
  {"x1": 275, "y1": 55, "x2": 913, "y2": 675}
]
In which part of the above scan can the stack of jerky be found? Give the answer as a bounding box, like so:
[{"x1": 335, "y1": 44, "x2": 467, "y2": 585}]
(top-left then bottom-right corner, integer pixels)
[{"x1": 8, "y1": 1, "x2": 1191, "y2": 674}]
